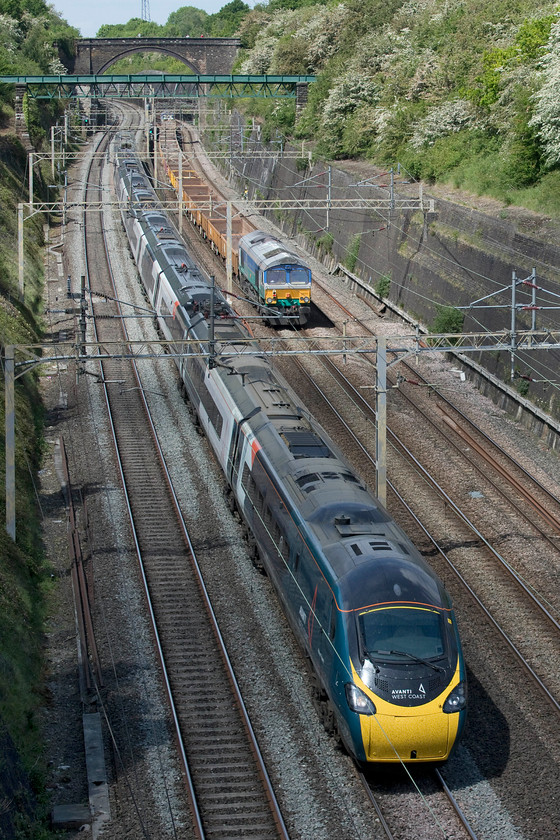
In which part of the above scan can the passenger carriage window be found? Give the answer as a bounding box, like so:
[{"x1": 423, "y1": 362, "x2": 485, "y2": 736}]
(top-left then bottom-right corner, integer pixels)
[{"x1": 185, "y1": 356, "x2": 223, "y2": 437}]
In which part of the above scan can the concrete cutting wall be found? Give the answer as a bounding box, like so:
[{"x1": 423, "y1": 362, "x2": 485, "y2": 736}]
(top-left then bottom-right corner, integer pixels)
[{"x1": 222, "y1": 127, "x2": 560, "y2": 426}]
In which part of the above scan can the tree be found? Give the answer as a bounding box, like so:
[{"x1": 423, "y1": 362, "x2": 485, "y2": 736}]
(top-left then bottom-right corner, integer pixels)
[
  {"x1": 208, "y1": 0, "x2": 250, "y2": 37},
  {"x1": 96, "y1": 19, "x2": 163, "y2": 38},
  {"x1": 165, "y1": 6, "x2": 210, "y2": 37}
]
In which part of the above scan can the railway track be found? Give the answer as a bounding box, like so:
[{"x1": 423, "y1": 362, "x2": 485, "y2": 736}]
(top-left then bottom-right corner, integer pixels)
[
  {"x1": 76, "y1": 109, "x2": 289, "y2": 840},
  {"x1": 106, "y1": 109, "x2": 560, "y2": 837},
  {"x1": 361, "y1": 765, "x2": 479, "y2": 840},
  {"x1": 319, "y1": 291, "x2": 560, "y2": 543}
]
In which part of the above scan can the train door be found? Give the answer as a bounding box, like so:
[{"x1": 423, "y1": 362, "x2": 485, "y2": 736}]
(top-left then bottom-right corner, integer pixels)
[{"x1": 288, "y1": 546, "x2": 319, "y2": 656}]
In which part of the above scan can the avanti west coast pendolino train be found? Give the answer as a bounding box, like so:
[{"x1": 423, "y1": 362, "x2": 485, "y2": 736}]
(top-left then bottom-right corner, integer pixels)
[{"x1": 114, "y1": 140, "x2": 467, "y2": 764}]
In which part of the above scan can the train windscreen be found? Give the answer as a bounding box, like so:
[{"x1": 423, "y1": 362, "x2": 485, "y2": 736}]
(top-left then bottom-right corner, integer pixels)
[
  {"x1": 358, "y1": 606, "x2": 445, "y2": 662},
  {"x1": 265, "y1": 269, "x2": 286, "y2": 285},
  {"x1": 289, "y1": 267, "x2": 311, "y2": 286}
]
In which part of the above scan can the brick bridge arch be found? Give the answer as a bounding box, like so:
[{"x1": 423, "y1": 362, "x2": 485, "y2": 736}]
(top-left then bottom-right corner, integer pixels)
[{"x1": 72, "y1": 37, "x2": 241, "y2": 75}]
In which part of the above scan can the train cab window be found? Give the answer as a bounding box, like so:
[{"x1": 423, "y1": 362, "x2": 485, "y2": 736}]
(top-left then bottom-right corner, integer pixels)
[
  {"x1": 289, "y1": 268, "x2": 311, "y2": 286},
  {"x1": 358, "y1": 607, "x2": 445, "y2": 662},
  {"x1": 265, "y1": 269, "x2": 287, "y2": 285}
]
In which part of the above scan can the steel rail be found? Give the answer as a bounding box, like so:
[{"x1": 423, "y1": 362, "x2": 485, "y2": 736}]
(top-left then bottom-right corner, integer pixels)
[
  {"x1": 80, "y1": 107, "x2": 289, "y2": 839},
  {"x1": 435, "y1": 769, "x2": 479, "y2": 840},
  {"x1": 57, "y1": 434, "x2": 104, "y2": 692}
]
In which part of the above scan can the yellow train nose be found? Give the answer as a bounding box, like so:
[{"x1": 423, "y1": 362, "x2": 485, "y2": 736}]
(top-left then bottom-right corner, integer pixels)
[{"x1": 362, "y1": 711, "x2": 458, "y2": 762}]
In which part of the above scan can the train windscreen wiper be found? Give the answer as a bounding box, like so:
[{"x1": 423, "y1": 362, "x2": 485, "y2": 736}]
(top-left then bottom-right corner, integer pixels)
[{"x1": 371, "y1": 649, "x2": 445, "y2": 672}]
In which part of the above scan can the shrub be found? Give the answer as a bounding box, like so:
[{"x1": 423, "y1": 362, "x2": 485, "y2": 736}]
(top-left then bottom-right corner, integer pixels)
[
  {"x1": 375, "y1": 274, "x2": 391, "y2": 298},
  {"x1": 429, "y1": 304, "x2": 464, "y2": 335},
  {"x1": 515, "y1": 375, "x2": 531, "y2": 396},
  {"x1": 530, "y1": 20, "x2": 560, "y2": 168},
  {"x1": 345, "y1": 232, "x2": 361, "y2": 273},
  {"x1": 316, "y1": 230, "x2": 333, "y2": 253},
  {"x1": 410, "y1": 99, "x2": 476, "y2": 149}
]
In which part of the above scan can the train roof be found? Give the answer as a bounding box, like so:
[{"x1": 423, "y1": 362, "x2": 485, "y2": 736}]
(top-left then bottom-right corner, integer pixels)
[
  {"x1": 238, "y1": 230, "x2": 307, "y2": 270},
  {"x1": 305, "y1": 496, "x2": 448, "y2": 610},
  {"x1": 336, "y1": 551, "x2": 450, "y2": 613},
  {"x1": 215, "y1": 357, "x2": 449, "y2": 609},
  {"x1": 120, "y1": 157, "x2": 140, "y2": 171}
]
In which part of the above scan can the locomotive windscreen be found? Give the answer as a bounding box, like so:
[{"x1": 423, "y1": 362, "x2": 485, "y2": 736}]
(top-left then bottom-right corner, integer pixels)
[{"x1": 265, "y1": 269, "x2": 286, "y2": 285}]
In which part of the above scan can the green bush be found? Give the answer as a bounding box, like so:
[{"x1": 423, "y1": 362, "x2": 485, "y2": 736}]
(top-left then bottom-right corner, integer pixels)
[
  {"x1": 515, "y1": 375, "x2": 531, "y2": 396},
  {"x1": 429, "y1": 305, "x2": 464, "y2": 336},
  {"x1": 345, "y1": 232, "x2": 361, "y2": 273},
  {"x1": 316, "y1": 230, "x2": 333, "y2": 253},
  {"x1": 375, "y1": 274, "x2": 391, "y2": 298},
  {"x1": 400, "y1": 130, "x2": 498, "y2": 185}
]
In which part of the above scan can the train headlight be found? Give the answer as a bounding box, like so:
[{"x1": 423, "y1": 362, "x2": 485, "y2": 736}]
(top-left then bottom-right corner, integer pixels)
[
  {"x1": 303, "y1": 295, "x2": 310, "y2": 303},
  {"x1": 443, "y1": 680, "x2": 467, "y2": 713},
  {"x1": 345, "y1": 683, "x2": 376, "y2": 716}
]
